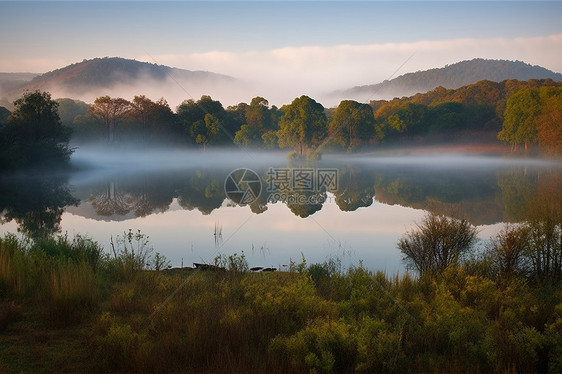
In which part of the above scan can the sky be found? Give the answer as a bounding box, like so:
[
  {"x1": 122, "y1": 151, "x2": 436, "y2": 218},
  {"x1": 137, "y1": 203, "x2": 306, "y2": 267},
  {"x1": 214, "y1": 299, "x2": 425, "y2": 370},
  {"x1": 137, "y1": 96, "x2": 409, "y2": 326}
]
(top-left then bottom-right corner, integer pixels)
[{"x1": 1, "y1": 1, "x2": 561, "y2": 106}]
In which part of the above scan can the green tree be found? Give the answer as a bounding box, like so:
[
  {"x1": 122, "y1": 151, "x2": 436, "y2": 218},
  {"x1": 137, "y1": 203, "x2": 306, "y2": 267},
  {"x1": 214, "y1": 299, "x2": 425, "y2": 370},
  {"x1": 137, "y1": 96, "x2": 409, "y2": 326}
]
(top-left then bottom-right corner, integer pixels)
[
  {"x1": 129, "y1": 95, "x2": 175, "y2": 141},
  {"x1": 190, "y1": 114, "x2": 222, "y2": 151},
  {"x1": 277, "y1": 95, "x2": 327, "y2": 157},
  {"x1": 375, "y1": 102, "x2": 428, "y2": 142},
  {"x1": 233, "y1": 97, "x2": 279, "y2": 148},
  {"x1": 329, "y1": 100, "x2": 375, "y2": 150},
  {"x1": 0, "y1": 90, "x2": 72, "y2": 170},
  {"x1": 88, "y1": 96, "x2": 132, "y2": 142},
  {"x1": 177, "y1": 96, "x2": 229, "y2": 145},
  {"x1": 246, "y1": 96, "x2": 273, "y2": 130},
  {"x1": 233, "y1": 124, "x2": 256, "y2": 147},
  {"x1": 55, "y1": 98, "x2": 90, "y2": 127},
  {"x1": 498, "y1": 88, "x2": 541, "y2": 151}
]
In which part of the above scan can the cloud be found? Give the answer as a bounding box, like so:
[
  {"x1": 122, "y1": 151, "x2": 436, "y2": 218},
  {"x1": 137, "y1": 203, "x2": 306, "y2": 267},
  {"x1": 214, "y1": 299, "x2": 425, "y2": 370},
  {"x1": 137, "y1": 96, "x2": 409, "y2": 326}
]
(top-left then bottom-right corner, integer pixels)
[{"x1": 141, "y1": 33, "x2": 562, "y2": 107}]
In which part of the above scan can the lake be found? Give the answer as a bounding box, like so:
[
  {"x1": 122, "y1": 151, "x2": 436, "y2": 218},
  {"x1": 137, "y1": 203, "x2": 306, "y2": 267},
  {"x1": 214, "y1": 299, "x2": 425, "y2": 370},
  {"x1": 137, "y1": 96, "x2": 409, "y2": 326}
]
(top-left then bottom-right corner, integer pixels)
[{"x1": 1, "y1": 146, "x2": 561, "y2": 274}]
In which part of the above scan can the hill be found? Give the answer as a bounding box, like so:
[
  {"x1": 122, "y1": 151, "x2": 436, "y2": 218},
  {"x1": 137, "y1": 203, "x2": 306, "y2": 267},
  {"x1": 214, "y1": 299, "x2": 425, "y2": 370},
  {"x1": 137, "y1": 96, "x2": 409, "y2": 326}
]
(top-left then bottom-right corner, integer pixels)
[
  {"x1": 331, "y1": 59, "x2": 562, "y2": 101},
  {"x1": 0, "y1": 73, "x2": 39, "y2": 104},
  {"x1": 0, "y1": 57, "x2": 238, "y2": 106}
]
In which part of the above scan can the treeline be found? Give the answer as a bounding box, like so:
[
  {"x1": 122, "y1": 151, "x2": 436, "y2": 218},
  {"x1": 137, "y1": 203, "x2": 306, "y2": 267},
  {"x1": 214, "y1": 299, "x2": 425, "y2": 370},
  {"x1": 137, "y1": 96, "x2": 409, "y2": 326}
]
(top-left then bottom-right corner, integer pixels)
[
  {"x1": 52, "y1": 78, "x2": 562, "y2": 155},
  {"x1": 1, "y1": 78, "x2": 561, "y2": 170}
]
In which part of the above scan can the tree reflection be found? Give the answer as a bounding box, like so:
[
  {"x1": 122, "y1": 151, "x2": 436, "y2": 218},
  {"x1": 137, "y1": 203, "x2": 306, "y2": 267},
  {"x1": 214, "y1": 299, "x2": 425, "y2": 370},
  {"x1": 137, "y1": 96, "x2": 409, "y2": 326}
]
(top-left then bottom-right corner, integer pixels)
[
  {"x1": 90, "y1": 181, "x2": 137, "y2": 216},
  {"x1": 176, "y1": 170, "x2": 226, "y2": 215},
  {"x1": 14, "y1": 161, "x2": 561, "y2": 226},
  {"x1": 89, "y1": 176, "x2": 174, "y2": 217},
  {"x1": 333, "y1": 165, "x2": 374, "y2": 211},
  {"x1": 374, "y1": 166, "x2": 503, "y2": 225},
  {"x1": 0, "y1": 175, "x2": 78, "y2": 238},
  {"x1": 496, "y1": 168, "x2": 562, "y2": 283}
]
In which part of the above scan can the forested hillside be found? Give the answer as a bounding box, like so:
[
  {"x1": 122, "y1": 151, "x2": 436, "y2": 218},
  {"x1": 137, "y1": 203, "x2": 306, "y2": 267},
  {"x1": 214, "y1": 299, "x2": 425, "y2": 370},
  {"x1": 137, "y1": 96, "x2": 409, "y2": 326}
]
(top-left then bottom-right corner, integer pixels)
[
  {"x1": 370, "y1": 78, "x2": 562, "y2": 145},
  {"x1": 335, "y1": 59, "x2": 562, "y2": 101}
]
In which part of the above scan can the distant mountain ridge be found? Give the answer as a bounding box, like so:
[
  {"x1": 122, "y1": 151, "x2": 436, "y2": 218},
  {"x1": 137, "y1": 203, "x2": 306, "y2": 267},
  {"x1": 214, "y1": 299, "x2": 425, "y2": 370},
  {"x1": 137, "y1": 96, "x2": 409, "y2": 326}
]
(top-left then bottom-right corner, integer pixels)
[
  {"x1": 0, "y1": 57, "x2": 237, "y2": 105},
  {"x1": 332, "y1": 59, "x2": 562, "y2": 101},
  {"x1": 0, "y1": 73, "x2": 39, "y2": 96}
]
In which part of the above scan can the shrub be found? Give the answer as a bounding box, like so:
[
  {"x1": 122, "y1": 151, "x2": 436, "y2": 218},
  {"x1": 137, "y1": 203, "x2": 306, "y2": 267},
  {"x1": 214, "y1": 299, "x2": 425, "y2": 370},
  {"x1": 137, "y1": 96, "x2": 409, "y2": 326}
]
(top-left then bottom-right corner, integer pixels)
[
  {"x1": 398, "y1": 213, "x2": 478, "y2": 277},
  {"x1": 269, "y1": 318, "x2": 357, "y2": 373}
]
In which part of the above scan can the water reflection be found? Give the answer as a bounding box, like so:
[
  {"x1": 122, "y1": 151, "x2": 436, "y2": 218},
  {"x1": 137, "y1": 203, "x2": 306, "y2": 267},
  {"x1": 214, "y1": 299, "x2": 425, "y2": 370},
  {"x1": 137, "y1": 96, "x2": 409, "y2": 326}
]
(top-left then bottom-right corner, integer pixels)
[
  {"x1": 0, "y1": 174, "x2": 78, "y2": 239},
  {"x1": 1, "y1": 154, "x2": 561, "y2": 251}
]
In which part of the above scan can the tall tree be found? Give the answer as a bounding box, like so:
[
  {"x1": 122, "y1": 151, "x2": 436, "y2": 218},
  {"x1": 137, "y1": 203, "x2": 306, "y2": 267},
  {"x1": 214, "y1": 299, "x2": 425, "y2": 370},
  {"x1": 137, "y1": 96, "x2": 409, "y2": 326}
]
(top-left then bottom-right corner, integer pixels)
[
  {"x1": 498, "y1": 88, "x2": 541, "y2": 151},
  {"x1": 536, "y1": 87, "x2": 562, "y2": 153},
  {"x1": 130, "y1": 95, "x2": 175, "y2": 140},
  {"x1": 88, "y1": 96, "x2": 132, "y2": 142},
  {"x1": 233, "y1": 96, "x2": 278, "y2": 148},
  {"x1": 190, "y1": 114, "x2": 222, "y2": 151},
  {"x1": 277, "y1": 95, "x2": 327, "y2": 156},
  {"x1": 177, "y1": 96, "x2": 229, "y2": 145},
  {"x1": 329, "y1": 100, "x2": 375, "y2": 150},
  {"x1": 0, "y1": 90, "x2": 72, "y2": 170}
]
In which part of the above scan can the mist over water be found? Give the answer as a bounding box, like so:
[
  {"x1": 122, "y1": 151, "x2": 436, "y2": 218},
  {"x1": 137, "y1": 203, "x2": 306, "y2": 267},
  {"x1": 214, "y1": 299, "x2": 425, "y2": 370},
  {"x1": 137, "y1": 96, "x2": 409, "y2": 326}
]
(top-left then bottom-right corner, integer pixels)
[
  {"x1": 70, "y1": 145, "x2": 288, "y2": 171},
  {"x1": 71, "y1": 144, "x2": 560, "y2": 171},
  {"x1": 2, "y1": 145, "x2": 561, "y2": 272}
]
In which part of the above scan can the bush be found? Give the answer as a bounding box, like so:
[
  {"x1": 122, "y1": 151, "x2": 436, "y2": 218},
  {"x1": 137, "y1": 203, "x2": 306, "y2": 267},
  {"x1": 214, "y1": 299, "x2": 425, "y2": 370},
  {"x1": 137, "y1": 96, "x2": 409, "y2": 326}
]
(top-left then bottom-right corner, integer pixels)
[
  {"x1": 398, "y1": 213, "x2": 478, "y2": 277},
  {"x1": 269, "y1": 318, "x2": 357, "y2": 373}
]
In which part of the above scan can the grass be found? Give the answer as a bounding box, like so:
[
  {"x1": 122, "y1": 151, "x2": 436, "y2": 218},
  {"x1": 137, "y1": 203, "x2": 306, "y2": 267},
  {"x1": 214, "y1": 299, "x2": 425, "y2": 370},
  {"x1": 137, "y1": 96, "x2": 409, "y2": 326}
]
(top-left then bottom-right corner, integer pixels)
[{"x1": 0, "y1": 232, "x2": 562, "y2": 372}]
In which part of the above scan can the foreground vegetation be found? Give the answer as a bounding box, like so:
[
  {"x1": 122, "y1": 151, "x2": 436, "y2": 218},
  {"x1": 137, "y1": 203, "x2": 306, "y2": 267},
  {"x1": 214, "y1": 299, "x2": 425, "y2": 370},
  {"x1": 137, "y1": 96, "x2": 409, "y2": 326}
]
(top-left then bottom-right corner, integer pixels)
[{"x1": 1, "y1": 219, "x2": 562, "y2": 373}]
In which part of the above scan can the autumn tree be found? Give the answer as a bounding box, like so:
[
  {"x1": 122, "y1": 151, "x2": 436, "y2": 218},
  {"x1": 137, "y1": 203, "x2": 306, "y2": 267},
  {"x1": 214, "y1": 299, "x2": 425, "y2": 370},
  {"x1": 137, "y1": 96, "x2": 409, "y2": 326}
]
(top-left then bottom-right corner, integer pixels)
[
  {"x1": 536, "y1": 87, "x2": 562, "y2": 153},
  {"x1": 329, "y1": 100, "x2": 375, "y2": 150},
  {"x1": 88, "y1": 96, "x2": 132, "y2": 142},
  {"x1": 277, "y1": 95, "x2": 327, "y2": 157}
]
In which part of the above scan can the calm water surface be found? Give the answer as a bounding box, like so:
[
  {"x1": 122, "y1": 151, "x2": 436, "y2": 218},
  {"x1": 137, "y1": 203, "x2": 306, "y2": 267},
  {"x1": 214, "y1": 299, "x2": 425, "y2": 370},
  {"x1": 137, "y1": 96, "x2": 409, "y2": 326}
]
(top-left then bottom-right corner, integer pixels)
[{"x1": 1, "y1": 148, "x2": 560, "y2": 274}]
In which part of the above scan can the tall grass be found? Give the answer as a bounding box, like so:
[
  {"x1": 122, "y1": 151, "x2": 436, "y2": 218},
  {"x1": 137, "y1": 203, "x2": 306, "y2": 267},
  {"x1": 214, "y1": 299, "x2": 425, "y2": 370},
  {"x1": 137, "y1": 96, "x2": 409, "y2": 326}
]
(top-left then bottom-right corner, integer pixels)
[
  {"x1": 1, "y1": 232, "x2": 562, "y2": 372},
  {"x1": 47, "y1": 260, "x2": 98, "y2": 324}
]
